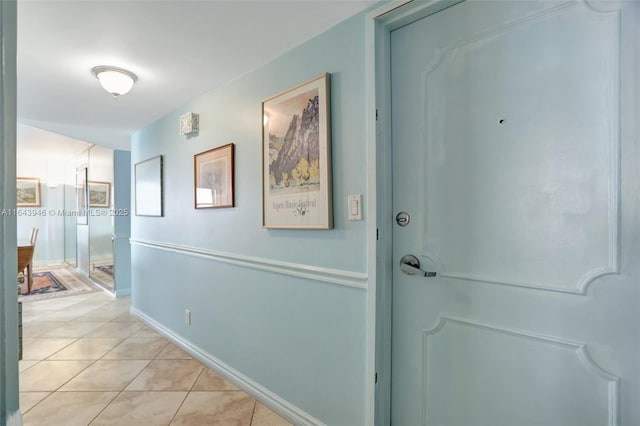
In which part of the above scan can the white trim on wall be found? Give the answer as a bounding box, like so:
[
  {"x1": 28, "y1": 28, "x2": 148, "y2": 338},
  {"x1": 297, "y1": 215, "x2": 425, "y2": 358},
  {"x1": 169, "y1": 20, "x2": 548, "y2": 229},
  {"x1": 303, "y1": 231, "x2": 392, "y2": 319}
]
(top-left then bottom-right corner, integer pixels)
[
  {"x1": 130, "y1": 238, "x2": 368, "y2": 290},
  {"x1": 365, "y1": 5, "x2": 383, "y2": 425},
  {"x1": 131, "y1": 307, "x2": 326, "y2": 426}
]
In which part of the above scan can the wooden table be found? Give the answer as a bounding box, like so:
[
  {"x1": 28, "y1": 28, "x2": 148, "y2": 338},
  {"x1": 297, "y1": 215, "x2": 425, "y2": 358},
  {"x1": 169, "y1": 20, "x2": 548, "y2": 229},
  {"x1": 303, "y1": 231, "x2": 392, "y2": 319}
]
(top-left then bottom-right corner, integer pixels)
[{"x1": 18, "y1": 244, "x2": 34, "y2": 293}]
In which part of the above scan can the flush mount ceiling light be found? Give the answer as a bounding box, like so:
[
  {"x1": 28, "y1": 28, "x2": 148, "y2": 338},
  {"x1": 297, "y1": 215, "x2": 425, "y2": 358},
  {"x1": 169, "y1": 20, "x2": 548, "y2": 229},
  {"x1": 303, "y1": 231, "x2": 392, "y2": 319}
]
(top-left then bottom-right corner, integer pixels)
[{"x1": 91, "y1": 65, "x2": 138, "y2": 98}]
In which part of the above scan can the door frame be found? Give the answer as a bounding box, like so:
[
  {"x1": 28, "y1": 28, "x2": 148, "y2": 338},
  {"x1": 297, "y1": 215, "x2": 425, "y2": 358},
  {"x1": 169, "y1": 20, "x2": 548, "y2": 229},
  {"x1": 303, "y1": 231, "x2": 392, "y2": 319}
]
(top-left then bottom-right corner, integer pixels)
[
  {"x1": 366, "y1": 1, "x2": 640, "y2": 424},
  {"x1": 0, "y1": 0, "x2": 20, "y2": 424},
  {"x1": 365, "y1": 1, "x2": 465, "y2": 424}
]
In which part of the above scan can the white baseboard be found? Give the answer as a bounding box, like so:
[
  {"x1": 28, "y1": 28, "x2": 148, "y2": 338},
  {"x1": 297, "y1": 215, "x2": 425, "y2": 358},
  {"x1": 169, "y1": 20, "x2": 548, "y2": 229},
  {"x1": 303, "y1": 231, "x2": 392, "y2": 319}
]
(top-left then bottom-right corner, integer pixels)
[
  {"x1": 32, "y1": 260, "x2": 65, "y2": 267},
  {"x1": 6, "y1": 410, "x2": 23, "y2": 426},
  {"x1": 130, "y1": 307, "x2": 326, "y2": 426}
]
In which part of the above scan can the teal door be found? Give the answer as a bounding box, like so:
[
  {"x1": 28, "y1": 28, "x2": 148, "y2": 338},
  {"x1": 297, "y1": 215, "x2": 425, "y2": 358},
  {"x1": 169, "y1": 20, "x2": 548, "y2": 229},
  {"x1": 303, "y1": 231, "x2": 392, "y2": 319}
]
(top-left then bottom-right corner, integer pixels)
[{"x1": 390, "y1": 1, "x2": 639, "y2": 424}]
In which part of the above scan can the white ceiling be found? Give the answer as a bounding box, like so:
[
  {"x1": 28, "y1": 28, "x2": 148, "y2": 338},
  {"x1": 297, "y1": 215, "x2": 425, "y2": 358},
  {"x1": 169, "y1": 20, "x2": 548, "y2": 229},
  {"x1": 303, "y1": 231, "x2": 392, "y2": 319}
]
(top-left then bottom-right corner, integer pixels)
[
  {"x1": 17, "y1": 0, "x2": 375, "y2": 151},
  {"x1": 17, "y1": 123, "x2": 89, "y2": 160}
]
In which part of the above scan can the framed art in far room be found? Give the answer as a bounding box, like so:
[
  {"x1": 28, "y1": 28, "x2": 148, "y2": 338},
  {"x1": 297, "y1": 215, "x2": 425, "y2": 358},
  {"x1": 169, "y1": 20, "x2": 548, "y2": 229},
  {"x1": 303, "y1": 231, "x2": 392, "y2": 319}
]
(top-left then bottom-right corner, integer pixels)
[
  {"x1": 16, "y1": 177, "x2": 41, "y2": 207},
  {"x1": 262, "y1": 73, "x2": 333, "y2": 229},
  {"x1": 88, "y1": 181, "x2": 110, "y2": 208},
  {"x1": 194, "y1": 143, "x2": 235, "y2": 209}
]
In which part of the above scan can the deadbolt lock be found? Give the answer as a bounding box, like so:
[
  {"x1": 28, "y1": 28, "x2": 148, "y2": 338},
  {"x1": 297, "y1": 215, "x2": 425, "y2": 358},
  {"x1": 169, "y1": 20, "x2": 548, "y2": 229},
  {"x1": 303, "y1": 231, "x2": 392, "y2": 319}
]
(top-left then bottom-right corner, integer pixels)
[{"x1": 396, "y1": 212, "x2": 410, "y2": 227}]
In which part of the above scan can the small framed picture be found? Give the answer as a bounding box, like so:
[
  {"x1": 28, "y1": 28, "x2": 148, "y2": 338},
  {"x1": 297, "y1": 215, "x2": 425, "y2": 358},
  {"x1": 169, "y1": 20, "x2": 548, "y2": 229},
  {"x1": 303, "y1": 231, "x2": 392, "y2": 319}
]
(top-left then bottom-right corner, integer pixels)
[
  {"x1": 262, "y1": 73, "x2": 332, "y2": 229},
  {"x1": 88, "y1": 181, "x2": 111, "y2": 208},
  {"x1": 194, "y1": 143, "x2": 235, "y2": 209},
  {"x1": 135, "y1": 155, "x2": 164, "y2": 217},
  {"x1": 16, "y1": 177, "x2": 41, "y2": 207}
]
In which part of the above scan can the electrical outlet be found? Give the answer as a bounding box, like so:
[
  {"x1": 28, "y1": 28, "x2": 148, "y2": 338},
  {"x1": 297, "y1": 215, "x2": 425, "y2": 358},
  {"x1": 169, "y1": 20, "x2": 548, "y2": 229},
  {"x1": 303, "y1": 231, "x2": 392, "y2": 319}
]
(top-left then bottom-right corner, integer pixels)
[{"x1": 185, "y1": 309, "x2": 191, "y2": 325}]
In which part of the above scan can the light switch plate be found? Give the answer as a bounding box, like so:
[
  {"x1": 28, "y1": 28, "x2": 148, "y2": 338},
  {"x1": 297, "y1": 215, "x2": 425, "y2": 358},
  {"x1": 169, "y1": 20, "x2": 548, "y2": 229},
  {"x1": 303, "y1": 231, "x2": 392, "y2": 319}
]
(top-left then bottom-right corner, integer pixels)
[{"x1": 348, "y1": 194, "x2": 363, "y2": 221}]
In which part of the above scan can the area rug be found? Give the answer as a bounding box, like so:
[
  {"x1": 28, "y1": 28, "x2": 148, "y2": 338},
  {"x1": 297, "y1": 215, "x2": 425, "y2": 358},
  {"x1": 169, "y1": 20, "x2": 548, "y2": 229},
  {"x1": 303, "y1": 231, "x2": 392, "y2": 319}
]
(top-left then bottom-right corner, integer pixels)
[
  {"x1": 91, "y1": 263, "x2": 115, "y2": 291},
  {"x1": 96, "y1": 264, "x2": 113, "y2": 276},
  {"x1": 28, "y1": 272, "x2": 66, "y2": 295},
  {"x1": 19, "y1": 266, "x2": 99, "y2": 302}
]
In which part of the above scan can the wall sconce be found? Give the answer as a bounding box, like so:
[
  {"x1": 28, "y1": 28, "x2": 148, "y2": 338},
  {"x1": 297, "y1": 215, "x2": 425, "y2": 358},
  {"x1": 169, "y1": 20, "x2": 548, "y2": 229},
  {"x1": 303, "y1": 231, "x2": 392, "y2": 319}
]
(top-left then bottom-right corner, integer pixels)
[
  {"x1": 91, "y1": 65, "x2": 138, "y2": 98},
  {"x1": 180, "y1": 112, "x2": 199, "y2": 135}
]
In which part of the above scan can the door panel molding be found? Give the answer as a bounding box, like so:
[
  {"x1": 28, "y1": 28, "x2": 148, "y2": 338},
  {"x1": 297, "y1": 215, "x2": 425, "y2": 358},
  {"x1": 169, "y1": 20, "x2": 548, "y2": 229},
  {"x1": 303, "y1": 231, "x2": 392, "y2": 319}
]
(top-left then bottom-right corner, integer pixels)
[
  {"x1": 426, "y1": 268, "x2": 619, "y2": 295},
  {"x1": 422, "y1": 1, "x2": 622, "y2": 75},
  {"x1": 423, "y1": 1, "x2": 579, "y2": 76},
  {"x1": 419, "y1": 0, "x2": 622, "y2": 295},
  {"x1": 422, "y1": 317, "x2": 620, "y2": 426}
]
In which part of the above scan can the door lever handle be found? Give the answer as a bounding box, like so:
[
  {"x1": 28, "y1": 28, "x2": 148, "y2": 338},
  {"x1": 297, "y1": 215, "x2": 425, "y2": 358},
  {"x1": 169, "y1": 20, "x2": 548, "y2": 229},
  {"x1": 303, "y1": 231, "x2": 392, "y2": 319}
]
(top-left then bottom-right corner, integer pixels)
[{"x1": 400, "y1": 255, "x2": 437, "y2": 277}]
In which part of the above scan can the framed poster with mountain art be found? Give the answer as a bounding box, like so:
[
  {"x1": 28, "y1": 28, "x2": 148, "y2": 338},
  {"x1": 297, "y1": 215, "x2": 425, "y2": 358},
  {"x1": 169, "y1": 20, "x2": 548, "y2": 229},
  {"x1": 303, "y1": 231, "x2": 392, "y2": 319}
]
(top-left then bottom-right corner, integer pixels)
[{"x1": 262, "y1": 73, "x2": 333, "y2": 229}]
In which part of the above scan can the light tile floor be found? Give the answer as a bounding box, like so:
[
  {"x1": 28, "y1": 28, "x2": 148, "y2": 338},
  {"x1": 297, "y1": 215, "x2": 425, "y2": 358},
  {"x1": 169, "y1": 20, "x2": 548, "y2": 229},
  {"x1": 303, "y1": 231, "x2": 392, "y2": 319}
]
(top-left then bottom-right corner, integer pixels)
[{"x1": 20, "y1": 291, "x2": 293, "y2": 426}]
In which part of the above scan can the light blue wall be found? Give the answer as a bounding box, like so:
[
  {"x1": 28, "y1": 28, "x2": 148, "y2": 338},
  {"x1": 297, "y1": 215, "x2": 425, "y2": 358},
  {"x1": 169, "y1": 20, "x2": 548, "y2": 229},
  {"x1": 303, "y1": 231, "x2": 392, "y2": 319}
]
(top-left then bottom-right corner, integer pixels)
[
  {"x1": 88, "y1": 145, "x2": 114, "y2": 264},
  {"x1": 132, "y1": 13, "x2": 368, "y2": 425},
  {"x1": 114, "y1": 150, "x2": 131, "y2": 296}
]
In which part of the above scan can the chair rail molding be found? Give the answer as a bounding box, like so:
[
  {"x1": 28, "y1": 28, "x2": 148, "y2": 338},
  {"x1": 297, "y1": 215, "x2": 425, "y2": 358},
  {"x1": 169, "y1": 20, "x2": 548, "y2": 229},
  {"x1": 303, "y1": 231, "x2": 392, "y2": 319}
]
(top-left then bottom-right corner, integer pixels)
[{"x1": 130, "y1": 238, "x2": 368, "y2": 290}]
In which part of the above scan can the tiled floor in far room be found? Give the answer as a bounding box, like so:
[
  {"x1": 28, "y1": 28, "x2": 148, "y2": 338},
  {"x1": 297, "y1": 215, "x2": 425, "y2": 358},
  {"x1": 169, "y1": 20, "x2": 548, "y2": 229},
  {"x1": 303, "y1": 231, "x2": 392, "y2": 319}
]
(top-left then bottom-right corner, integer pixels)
[{"x1": 19, "y1": 291, "x2": 293, "y2": 426}]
